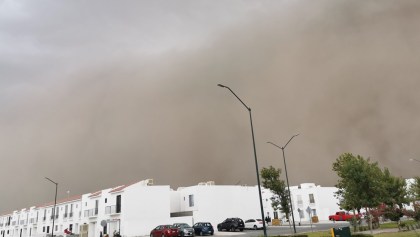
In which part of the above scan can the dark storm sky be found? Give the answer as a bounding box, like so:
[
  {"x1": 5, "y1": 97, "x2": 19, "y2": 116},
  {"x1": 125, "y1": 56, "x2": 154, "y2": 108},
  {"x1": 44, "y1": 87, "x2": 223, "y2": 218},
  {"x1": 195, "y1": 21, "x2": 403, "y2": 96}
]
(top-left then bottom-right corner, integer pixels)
[{"x1": 1, "y1": 0, "x2": 420, "y2": 214}]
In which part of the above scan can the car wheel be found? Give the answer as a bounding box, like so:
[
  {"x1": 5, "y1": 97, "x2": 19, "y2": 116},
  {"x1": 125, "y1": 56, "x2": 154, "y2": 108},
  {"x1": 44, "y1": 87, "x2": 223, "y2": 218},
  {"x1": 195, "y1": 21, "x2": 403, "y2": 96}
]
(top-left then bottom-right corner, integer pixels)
[
  {"x1": 181, "y1": 232, "x2": 184, "y2": 237},
  {"x1": 239, "y1": 228, "x2": 243, "y2": 232},
  {"x1": 253, "y1": 225, "x2": 257, "y2": 230},
  {"x1": 217, "y1": 227, "x2": 221, "y2": 232},
  {"x1": 210, "y1": 231, "x2": 213, "y2": 236}
]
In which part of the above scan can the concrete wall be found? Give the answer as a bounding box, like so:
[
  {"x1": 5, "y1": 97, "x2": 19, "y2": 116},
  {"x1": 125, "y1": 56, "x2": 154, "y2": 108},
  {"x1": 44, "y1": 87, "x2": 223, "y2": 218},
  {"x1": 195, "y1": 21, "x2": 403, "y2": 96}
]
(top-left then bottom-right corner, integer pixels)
[{"x1": 122, "y1": 184, "x2": 171, "y2": 237}]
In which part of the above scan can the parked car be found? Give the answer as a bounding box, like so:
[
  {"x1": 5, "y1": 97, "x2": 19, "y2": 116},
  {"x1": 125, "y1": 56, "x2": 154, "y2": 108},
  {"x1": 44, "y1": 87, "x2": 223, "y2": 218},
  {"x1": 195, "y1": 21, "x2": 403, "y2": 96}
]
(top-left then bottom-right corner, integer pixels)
[
  {"x1": 150, "y1": 225, "x2": 179, "y2": 237},
  {"x1": 192, "y1": 222, "x2": 214, "y2": 236},
  {"x1": 172, "y1": 223, "x2": 194, "y2": 237},
  {"x1": 217, "y1": 218, "x2": 244, "y2": 232},
  {"x1": 244, "y1": 219, "x2": 264, "y2": 230},
  {"x1": 328, "y1": 211, "x2": 360, "y2": 221}
]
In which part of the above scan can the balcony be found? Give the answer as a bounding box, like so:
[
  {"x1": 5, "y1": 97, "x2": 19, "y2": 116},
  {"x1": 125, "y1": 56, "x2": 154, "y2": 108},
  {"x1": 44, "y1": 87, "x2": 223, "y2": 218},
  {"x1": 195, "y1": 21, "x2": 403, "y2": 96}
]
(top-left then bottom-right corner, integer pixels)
[
  {"x1": 105, "y1": 205, "x2": 120, "y2": 215},
  {"x1": 20, "y1": 220, "x2": 27, "y2": 225},
  {"x1": 29, "y1": 218, "x2": 37, "y2": 225},
  {"x1": 84, "y1": 208, "x2": 98, "y2": 218}
]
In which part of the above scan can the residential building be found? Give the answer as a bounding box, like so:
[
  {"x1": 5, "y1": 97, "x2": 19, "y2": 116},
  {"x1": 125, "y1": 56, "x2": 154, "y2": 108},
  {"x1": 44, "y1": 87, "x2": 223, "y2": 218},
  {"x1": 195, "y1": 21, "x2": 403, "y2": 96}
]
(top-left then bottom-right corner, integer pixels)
[{"x1": 0, "y1": 179, "x2": 340, "y2": 237}]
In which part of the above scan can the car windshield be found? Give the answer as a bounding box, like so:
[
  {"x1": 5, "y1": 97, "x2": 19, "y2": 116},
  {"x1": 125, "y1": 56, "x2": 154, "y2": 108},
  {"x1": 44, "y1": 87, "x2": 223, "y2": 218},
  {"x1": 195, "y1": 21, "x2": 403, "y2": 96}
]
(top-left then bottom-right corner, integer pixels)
[
  {"x1": 203, "y1": 223, "x2": 211, "y2": 226},
  {"x1": 174, "y1": 223, "x2": 190, "y2": 228}
]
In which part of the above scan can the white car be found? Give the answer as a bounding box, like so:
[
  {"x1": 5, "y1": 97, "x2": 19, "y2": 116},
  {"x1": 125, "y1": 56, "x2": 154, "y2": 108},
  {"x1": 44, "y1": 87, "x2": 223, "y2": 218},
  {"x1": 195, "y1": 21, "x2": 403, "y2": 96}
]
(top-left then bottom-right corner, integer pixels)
[{"x1": 244, "y1": 219, "x2": 264, "y2": 230}]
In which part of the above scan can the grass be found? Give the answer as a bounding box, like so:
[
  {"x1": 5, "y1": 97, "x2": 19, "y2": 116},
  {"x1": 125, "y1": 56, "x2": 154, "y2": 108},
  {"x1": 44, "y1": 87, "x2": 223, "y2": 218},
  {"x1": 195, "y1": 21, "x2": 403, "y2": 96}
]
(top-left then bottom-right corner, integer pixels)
[
  {"x1": 271, "y1": 229, "x2": 420, "y2": 237},
  {"x1": 379, "y1": 220, "x2": 417, "y2": 229},
  {"x1": 375, "y1": 231, "x2": 420, "y2": 237},
  {"x1": 270, "y1": 220, "x2": 420, "y2": 237}
]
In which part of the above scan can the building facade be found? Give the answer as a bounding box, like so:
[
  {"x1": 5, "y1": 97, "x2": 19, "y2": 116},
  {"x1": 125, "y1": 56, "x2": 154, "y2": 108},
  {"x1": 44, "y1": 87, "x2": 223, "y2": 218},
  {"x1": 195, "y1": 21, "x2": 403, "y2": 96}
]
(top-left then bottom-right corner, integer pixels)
[{"x1": 0, "y1": 180, "x2": 340, "y2": 237}]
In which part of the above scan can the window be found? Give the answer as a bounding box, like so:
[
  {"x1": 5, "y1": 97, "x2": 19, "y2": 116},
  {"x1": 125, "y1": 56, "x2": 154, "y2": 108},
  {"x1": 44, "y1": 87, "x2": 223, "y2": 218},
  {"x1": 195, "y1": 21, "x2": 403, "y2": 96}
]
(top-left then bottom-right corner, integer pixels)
[
  {"x1": 116, "y1": 195, "x2": 121, "y2": 213},
  {"x1": 297, "y1": 195, "x2": 303, "y2": 205},
  {"x1": 188, "y1": 195, "x2": 194, "y2": 207},
  {"x1": 312, "y1": 209, "x2": 317, "y2": 216},
  {"x1": 43, "y1": 227, "x2": 45, "y2": 233},
  {"x1": 309, "y1": 194, "x2": 315, "y2": 204},
  {"x1": 105, "y1": 198, "x2": 107, "y2": 203}
]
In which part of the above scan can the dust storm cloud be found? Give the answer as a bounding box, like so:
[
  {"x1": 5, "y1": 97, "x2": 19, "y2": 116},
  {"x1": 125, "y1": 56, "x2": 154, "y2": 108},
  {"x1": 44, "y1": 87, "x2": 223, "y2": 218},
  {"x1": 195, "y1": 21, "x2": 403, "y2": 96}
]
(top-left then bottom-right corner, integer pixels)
[{"x1": 1, "y1": 1, "x2": 420, "y2": 213}]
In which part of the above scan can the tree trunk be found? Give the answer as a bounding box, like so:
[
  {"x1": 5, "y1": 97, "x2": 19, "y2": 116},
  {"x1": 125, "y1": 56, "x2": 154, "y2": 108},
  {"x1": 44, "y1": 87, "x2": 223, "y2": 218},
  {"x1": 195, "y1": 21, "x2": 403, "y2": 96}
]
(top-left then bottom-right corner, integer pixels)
[{"x1": 368, "y1": 207, "x2": 373, "y2": 235}]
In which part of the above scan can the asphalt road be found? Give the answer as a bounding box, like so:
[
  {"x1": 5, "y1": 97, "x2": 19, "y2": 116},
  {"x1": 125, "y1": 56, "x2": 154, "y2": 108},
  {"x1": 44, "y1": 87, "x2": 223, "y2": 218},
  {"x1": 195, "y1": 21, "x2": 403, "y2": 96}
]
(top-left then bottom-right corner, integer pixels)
[{"x1": 214, "y1": 222, "x2": 351, "y2": 237}]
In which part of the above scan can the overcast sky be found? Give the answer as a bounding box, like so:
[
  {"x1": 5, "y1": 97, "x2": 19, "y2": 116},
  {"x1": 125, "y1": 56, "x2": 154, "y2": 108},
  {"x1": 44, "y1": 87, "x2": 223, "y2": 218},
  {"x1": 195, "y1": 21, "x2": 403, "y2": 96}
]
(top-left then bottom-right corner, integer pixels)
[{"x1": 1, "y1": 0, "x2": 420, "y2": 214}]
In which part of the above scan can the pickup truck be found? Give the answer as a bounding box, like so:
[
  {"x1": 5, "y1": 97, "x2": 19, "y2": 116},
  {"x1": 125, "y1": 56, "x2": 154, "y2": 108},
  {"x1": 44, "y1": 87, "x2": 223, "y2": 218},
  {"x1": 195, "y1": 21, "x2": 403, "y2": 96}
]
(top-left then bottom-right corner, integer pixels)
[{"x1": 328, "y1": 211, "x2": 360, "y2": 221}]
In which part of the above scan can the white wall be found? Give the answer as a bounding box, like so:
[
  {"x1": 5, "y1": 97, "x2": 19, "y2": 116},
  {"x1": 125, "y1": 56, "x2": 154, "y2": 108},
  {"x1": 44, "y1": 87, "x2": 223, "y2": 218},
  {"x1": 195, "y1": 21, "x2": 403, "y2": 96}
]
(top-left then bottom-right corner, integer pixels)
[
  {"x1": 172, "y1": 185, "x2": 265, "y2": 229},
  {"x1": 122, "y1": 184, "x2": 171, "y2": 236}
]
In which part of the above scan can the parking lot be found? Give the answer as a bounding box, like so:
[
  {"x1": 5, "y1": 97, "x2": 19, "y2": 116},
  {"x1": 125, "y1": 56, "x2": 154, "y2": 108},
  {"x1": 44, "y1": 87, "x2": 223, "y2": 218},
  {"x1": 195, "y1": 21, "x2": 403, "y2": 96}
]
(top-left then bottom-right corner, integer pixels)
[{"x1": 214, "y1": 222, "x2": 350, "y2": 237}]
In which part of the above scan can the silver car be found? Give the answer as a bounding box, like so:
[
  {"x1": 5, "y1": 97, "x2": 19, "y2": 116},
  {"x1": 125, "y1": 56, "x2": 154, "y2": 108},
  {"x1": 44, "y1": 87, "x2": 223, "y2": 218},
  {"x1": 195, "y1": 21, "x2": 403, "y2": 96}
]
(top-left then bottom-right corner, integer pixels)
[{"x1": 173, "y1": 223, "x2": 194, "y2": 237}]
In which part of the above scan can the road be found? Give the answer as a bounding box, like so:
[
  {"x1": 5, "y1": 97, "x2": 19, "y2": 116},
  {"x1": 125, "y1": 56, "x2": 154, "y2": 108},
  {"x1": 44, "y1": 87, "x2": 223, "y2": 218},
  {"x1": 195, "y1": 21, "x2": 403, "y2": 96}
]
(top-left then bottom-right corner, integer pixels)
[{"x1": 214, "y1": 222, "x2": 351, "y2": 237}]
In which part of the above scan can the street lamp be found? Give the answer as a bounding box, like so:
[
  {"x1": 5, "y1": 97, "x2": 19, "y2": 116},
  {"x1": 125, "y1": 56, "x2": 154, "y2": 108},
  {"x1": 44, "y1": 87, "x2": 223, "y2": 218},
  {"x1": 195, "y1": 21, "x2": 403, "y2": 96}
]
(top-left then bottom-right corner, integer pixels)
[
  {"x1": 217, "y1": 84, "x2": 267, "y2": 237},
  {"x1": 45, "y1": 177, "x2": 58, "y2": 237},
  {"x1": 267, "y1": 134, "x2": 299, "y2": 234},
  {"x1": 409, "y1": 158, "x2": 420, "y2": 163}
]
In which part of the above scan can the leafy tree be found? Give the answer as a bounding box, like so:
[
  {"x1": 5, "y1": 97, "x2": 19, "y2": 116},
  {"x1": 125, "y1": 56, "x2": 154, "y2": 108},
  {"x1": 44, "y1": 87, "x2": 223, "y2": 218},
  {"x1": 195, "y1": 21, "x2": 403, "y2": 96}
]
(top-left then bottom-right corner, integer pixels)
[
  {"x1": 333, "y1": 153, "x2": 385, "y2": 209},
  {"x1": 261, "y1": 166, "x2": 290, "y2": 220},
  {"x1": 332, "y1": 153, "x2": 385, "y2": 231},
  {"x1": 403, "y1": 203, "x2": 420, "y2": 222},
  {"x1": 409, "y1": 177, "x2": 420, "y2": 201},
  {"x1": 382, "y1": 168, "x2": 408, "y2": 208}
]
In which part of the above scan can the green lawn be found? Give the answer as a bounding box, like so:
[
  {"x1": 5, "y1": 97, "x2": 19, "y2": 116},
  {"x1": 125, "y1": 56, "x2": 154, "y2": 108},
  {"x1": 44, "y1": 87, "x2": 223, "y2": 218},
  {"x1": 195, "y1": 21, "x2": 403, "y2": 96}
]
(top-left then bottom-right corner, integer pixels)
[
  {"x1": 375, "y1": 231, "x2": 420, "y2": 237},
  {"x1": 277, "y1": 229, "x2": 420, "y2": 237}
]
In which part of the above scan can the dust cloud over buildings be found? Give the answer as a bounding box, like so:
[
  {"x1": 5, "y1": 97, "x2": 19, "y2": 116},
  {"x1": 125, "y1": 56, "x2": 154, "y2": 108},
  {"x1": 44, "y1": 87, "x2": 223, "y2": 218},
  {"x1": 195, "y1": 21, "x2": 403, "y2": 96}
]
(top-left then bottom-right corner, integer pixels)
[{"x1": 1, "y1": 1, "x2": 420, "y2": 213}]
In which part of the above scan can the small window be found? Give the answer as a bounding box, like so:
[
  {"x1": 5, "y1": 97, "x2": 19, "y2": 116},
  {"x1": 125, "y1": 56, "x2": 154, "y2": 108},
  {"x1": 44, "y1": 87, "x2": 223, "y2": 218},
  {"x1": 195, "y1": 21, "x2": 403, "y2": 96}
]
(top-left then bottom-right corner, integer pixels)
[
  {"x1": 105, "y1": 198, "x2": 107, "y2": 203},
  {"x1": 309, "y1": 194, "x2": 315, "y2": 204},
  {"x1": 188, "y1": 195, "x2": 194, "y2": 207}
]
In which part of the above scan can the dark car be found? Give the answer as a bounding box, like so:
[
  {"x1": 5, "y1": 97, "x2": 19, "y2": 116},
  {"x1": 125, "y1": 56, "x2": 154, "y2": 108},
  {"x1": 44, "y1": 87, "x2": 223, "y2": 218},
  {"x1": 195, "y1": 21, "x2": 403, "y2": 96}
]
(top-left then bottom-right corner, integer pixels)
[
  {"x1": 150, "y1": 225, "x2": 179, "y2": 237},
  {"x1": 173, "y1": 223, "x2": 194, "y2": 237},
  {"x1": 217, "y1": 218, "x2": 244, "y2": 232},
  {"x1": 192, "y1": 222, "x2": 214, "y2": 236}
]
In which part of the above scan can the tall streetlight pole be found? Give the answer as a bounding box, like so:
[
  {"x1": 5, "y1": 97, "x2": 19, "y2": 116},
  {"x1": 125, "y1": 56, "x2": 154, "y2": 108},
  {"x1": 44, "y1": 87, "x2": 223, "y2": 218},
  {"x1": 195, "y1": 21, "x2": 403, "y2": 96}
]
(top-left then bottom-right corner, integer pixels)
[
  {"x1": 410, "y1": 158, "x2": 420, "y2": 163},
  {"x1": 45, "y1": 177, "x2": 58, "y2": 237},
  {"x1": 217, "y1": 84, "x2": 267, "y2": 237},
  {"x1": 267, "y1": 134, "x2": 299, "y2": 234}
]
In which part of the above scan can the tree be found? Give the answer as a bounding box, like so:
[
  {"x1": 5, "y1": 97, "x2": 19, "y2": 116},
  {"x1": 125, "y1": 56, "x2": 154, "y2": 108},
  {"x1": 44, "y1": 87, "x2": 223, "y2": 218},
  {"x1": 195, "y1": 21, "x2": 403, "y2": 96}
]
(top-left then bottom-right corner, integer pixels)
[
  {"x1": 382, "y1": 168, "x2": 408, "y2": 208},
  {"x1": 379, "y1": 168, "x2": 408, "y2": 227},
  {"x1": 261, "y1": 166, "x2": 290, "y2": 220},
  {"x1": 332, "y1": 153, "x2": 385, "y2": 231},
  {"x1": 409, "y1": 177, "x2": 420, "y2": 201}
]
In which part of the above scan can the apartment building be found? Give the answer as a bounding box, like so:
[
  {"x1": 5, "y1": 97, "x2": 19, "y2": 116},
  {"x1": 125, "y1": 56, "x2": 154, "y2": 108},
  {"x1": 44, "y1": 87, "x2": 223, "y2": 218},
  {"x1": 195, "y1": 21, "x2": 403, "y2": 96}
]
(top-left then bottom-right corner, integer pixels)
[{"x1": 1, "y1": 180, "x2": 340, "y2": 237}]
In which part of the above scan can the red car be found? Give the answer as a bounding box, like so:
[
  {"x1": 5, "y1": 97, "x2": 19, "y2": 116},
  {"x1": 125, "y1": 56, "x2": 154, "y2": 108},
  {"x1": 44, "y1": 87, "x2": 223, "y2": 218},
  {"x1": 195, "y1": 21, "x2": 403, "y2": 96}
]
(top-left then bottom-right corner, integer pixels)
[
  {"x1": 150, "y1": 225, "x2": 179, "y2": 237},
  {"x1": 329, "y1": 211, "x2": 360, "y2": 221}
]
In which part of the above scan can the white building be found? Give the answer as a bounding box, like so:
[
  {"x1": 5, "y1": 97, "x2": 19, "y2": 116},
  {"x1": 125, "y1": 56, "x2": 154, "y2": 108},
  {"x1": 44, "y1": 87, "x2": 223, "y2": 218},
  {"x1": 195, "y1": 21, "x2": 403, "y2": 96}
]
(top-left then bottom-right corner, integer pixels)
[
  {"x1": 289, "y1": 183, "x2": 339, "y2": 223},
  {"x1": 0, "y1": 179, "x2": 340, "y2": 237}
]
